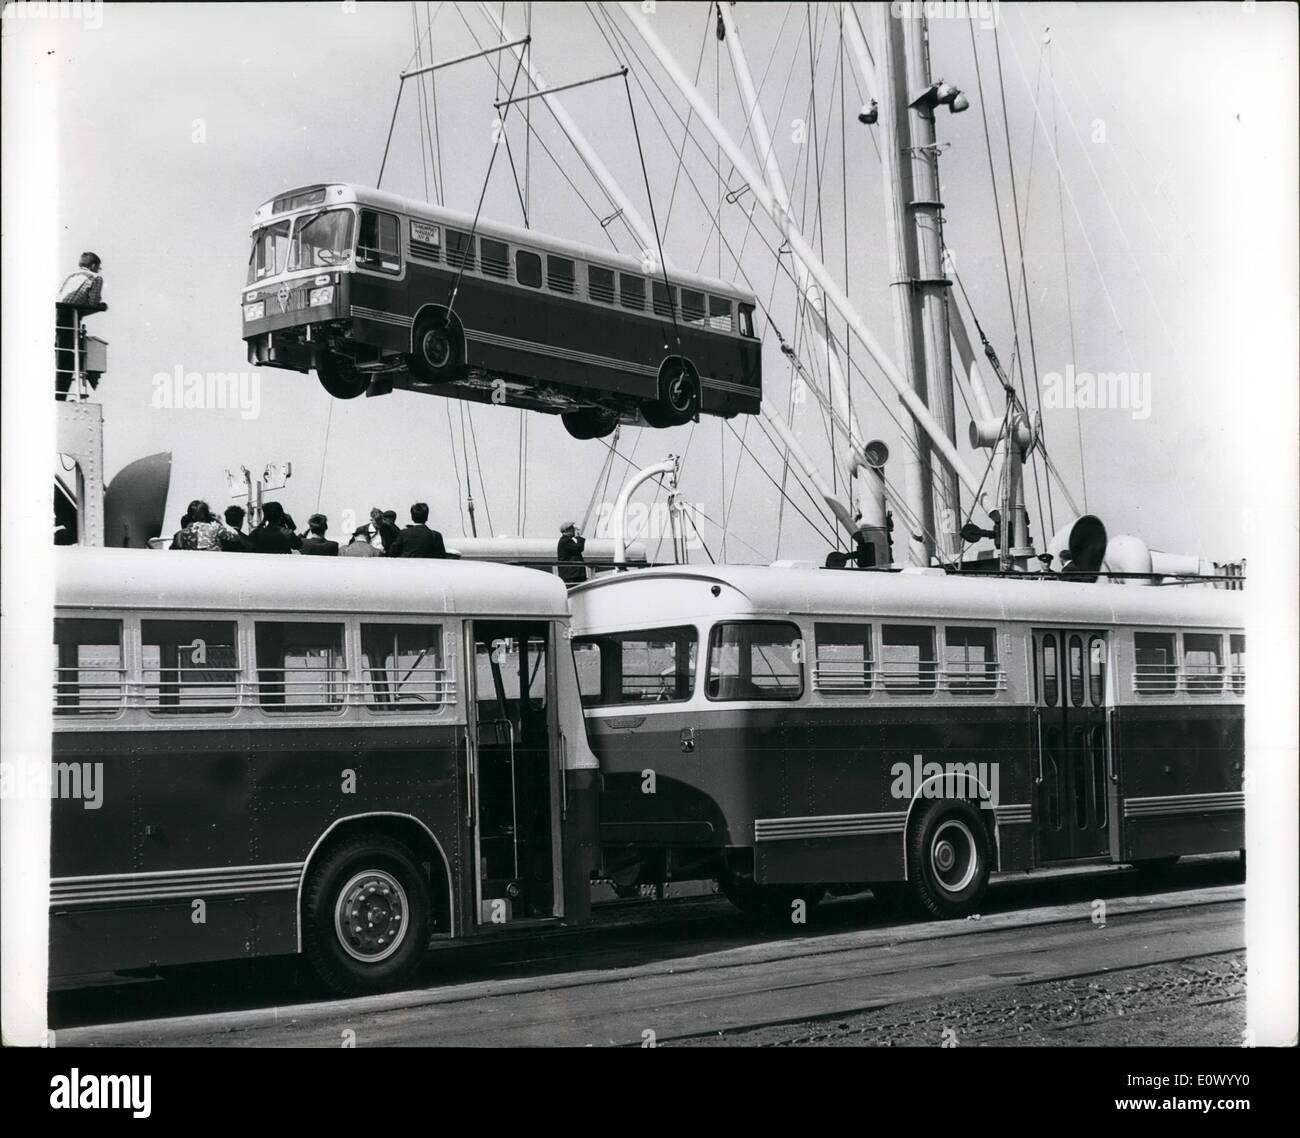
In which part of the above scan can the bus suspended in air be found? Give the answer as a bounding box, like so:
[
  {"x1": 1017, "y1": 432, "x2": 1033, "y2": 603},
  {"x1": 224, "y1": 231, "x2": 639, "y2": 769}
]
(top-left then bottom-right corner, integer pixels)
[{"x1": 242, "y1": 183, "x2": 763, "y2": 439}]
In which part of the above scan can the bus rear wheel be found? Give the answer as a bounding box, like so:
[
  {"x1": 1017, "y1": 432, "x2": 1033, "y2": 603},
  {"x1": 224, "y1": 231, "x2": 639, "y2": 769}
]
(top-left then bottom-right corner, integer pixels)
[
  {"x1": 303, "y1": 834, "x2": 431, "y2": 996},
  {"x1": 315, "y1": 350, "x2": 368, "y2": 400},
  {"x1": 904, "y1": 800, "x2": 990, "y2": 919},
  {"x1": 642, "y1": 363, "x2": 699, "y2": 428},
  {"x1": 562, "y1": 407, "x2": 620, "y2": 440},
  {"x1": 409, "y1": 313, "x2": 464, "y2": 383}
]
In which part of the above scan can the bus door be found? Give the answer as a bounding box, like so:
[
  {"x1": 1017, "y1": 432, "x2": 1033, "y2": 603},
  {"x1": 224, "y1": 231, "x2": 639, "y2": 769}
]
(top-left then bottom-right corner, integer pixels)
[
  {"x1": 467, "y1": 621, "x2": 559, "y2": 926},
  {"x1": 1033, "y1": 630, "x2": 1110, "y2": 861}
]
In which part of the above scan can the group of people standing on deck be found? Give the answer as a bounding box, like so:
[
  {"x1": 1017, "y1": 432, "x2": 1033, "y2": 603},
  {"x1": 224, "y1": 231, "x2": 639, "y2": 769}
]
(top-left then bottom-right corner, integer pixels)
[
  {"x1": 166, "y1": 500, "x2": 589, "y2": 578},
  {"x1": 169, "y1": 501, "x2": 450, "y2": 558}
]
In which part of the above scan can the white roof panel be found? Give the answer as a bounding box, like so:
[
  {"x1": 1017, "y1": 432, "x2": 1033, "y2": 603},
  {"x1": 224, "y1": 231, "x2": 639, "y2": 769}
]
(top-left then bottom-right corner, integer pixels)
[
  {"x1": 55, "y1": 547, "x2": 569, "y2": 618},
  {"x1": 569, "y1": 564, "x2": 1244, "y2": 631}
]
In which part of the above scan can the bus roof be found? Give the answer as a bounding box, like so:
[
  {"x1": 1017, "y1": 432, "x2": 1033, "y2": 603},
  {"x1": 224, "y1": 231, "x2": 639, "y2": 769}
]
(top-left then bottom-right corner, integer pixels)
[
  {"x1": 54, "y1": 547, "x2": 570, "y2": 619},
  {"x1": 253, "y1": 183, "x2": 760, "y2": 305},
  {"x1": 568, "y1": 564, "x2": 1244, "y2": 632}
]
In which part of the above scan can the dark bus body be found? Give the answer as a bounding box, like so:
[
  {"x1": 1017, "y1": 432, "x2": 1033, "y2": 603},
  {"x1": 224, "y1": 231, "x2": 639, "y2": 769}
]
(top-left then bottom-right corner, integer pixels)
[
  {"x1": 242, "y1": 184, "x2": 762, "y2": 437},
  {"x1": 569, "y1": 566, "x2": 1245, "y2": 917}
]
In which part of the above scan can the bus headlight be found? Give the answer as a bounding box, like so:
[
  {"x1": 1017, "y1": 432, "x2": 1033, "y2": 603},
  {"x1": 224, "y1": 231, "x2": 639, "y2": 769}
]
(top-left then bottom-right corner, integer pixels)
[
  {"x1": 243, "y1": 301, "x2": 265, "y2": 321},
  {"x1": 309, "y1": 286, "x2": 335, "y2": 307}
]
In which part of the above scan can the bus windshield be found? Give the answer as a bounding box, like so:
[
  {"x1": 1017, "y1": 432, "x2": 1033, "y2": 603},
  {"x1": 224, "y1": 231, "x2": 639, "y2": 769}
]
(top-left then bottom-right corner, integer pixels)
[
  {"x1": 289, "y1": 208, "x2": 354, "y2": 271},
  {"x1": 247, "y1": 219, "x2": 291, "y2": 283}
]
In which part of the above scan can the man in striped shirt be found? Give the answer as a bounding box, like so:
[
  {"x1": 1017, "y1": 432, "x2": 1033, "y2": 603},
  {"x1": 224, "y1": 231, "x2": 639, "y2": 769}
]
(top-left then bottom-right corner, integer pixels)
[{"x1": 55, "y1": 252, "x2": 107, "y2": 400}]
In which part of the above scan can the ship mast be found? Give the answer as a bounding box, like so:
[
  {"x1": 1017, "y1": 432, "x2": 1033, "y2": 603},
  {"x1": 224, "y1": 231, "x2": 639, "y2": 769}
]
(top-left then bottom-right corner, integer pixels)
[{"x1": 872, "y1": 5, "x2": 963, "y2": 566}]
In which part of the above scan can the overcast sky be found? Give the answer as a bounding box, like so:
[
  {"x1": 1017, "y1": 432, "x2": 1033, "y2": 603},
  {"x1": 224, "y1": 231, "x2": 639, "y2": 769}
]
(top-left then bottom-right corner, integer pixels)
[{"x1": 15, "y1": 1, "x2": 1298, "y2": 562}]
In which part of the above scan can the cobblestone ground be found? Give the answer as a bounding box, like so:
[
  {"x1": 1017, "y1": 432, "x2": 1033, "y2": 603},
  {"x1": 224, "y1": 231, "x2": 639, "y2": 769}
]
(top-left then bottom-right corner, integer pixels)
[{"x1": 672, "y1": 952, "x2": 1247, "y2": 1047}]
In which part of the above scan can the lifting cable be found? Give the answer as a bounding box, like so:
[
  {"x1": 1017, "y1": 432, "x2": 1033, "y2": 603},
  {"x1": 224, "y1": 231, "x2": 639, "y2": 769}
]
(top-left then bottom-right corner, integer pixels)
[
  {"x1": 579, "y1": 425, "x2": 619, "y2": 534},
  {"x1": 1048, "y1": 35, "x2": 1087, "y2": 514},
  {"x1": 992, "y1": 21, "x2": 1054, "y2": 537},
  {"x1": 609, "y1": 7, "x2": 984, "y2": 553},
  {"x1": 444, "y1": 401, "x2": 468, "y2": 535},
  {"x1": 622, "y1": 71, "x2": 684, "y2": 355},
  {"x1": 454, "y1": 6, "x2": 623, "y2": 251},
  {"x1": 444, "y1": 48, "x2": 528, "y2": 318},
  {"x1": 966, "y1": 19, "x2": 1049, "y2": 544},
  {"x1": 1010, "y1": 5, "x2": 1185, "y2": 376},
  {"x1": 411, "y1": 4, "x2": 431, "y2": 201},
  {"x1": 688, "y1": 504, "x2": 771, "y2": 564}
]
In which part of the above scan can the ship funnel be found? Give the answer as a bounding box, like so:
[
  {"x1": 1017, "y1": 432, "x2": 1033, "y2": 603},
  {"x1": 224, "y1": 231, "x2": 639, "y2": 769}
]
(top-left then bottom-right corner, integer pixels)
[{"x1": 1047, "y1": 515, "x2": 1108, "y2": 580}]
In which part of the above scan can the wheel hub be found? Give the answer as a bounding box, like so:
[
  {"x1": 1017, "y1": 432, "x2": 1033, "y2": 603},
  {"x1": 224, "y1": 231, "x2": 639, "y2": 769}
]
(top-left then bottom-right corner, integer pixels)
[
  {"x1": 334, "y1": 870, "x2": 408, "y2": 963},
  {"x1": 422, "y1": 330, "x2": 451, "y2": 369},
  {"x1": 930, "y1": 820, "x2": 978, "y2": 894}
]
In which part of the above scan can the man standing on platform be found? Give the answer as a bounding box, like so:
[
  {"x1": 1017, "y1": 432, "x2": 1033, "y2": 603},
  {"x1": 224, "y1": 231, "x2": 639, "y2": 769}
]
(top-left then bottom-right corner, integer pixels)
[
  {"x1": 301, "y1": 514, "x2": 339, "y2": 556},
  {"x1": 387, "y1": 502, "x2": 448, "y2": 558},
  {"x1": 557, "y1": 522, "x2": 587, "y2": 584},
  {"x1": 55, "y1": 251, "x2": 107, "y2": 400}
]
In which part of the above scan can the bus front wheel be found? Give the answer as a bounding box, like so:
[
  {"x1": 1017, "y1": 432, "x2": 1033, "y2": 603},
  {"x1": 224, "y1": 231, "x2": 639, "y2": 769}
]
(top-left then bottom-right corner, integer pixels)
[
  {"x1": 904, "y1": 800, "x2": 990, "y2": 919},
  {"x1": 643, "y1": 363, "x2": 699, "y2": 428},
  {"x1": 303, "y1": 833, "x2": 432, "y2": 995},
  {"x1": 315, "y1": 350, "x2": 369, "y2": 400},
  {"x1": 410, "y1": 313, "x2": 464, "y2": 383},
  {"x1": 562, "y1": 407, "x2": 620, "y2": 440}
]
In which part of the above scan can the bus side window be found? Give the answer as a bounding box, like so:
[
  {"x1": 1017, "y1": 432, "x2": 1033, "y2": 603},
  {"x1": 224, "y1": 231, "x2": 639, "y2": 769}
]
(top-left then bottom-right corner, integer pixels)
[
  {"x1": 255, "y1": 621, "x2": 347, "y2": 712},
  {"x1": 1133, "y1": 632, "x2": 1176, "y2": 694},
  {"x1": 360, "y1": 623, "x2": 446, "y2": 710},
  {"x1": 572, "y1": 627, "x2": 697, "y2": 706},
  {"x1": 681, "y1": 289, "x2": 706, "y2": 325},
  {"x1": 588, "y1": 265, "x2": 615, "y2": 304},
  {"x1": 142, "y1": 618, "x2": 239, "y2": 713},
  {"x1": 813, "y1": 622, "x2": 873, "y2": 692},
  {"x1": 706, "y1": 621, "x2": 802, "y2": 701},
  {"x1": 516, "y1": 250, "x2": 542, "y2": 288},
  {"x1": 481, "y1": 238, "x2": 509, "y2": 279},
  {"x1": 881, "y1": 625, "x2": 936, "y2": 693},
  {"x1": 547, "y1": 256, "x2": 575, "y2": 294},
  {"x1": 708, "y1": 295, "x2": 734, "y2": 332},
  {"x1": 445, "y1": 228, "x2": 476, "y2": 272},
  {"x1": 738, "y1": 303, "x2": 755, "y2": 338},
  {"x1": 1229, "y1": 634, "x2": 1245, "y2": 694},
  {"x1": 357, "y1": 209, "x2": 401, "y2": 273},
  {"x1": 1089, "y1": 636, "x2": 1106, "y2": 705},
  {"x1": 1183, "y1": 633, "x2": 1223, "y2": 693},
  {"x1": 54, "y1": 617, "x2": 124, "y2": 715},
  {"x1": 620, "y1": 273, "x2": 646, "y2": 312},
  {"x1": 1042, "y1": 634, "x2": 1058, "y2": 706},
  {"x1": 652, "y1": 281, "x2": 677, "y2": 317},
  {"x1": 1068, "y1": 635, "x2": 1084, "y2": 707},
  {"x1": 571, "y1": 640, "x2": 604, "y2": 707},
  {"x1": 944, "y1": 627, "x2": 998, "y2": 692}
]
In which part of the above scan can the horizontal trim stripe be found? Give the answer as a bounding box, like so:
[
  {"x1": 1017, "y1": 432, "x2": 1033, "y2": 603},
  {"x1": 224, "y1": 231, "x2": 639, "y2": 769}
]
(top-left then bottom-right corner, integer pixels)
[
  {"x1": 465, "y1": 328, "x2": 658, "y2": 378},
  {"x1": 755, "y1": 811, "x2": 907, "y2": 842},
  {"x1": 1123, "y1": 791, "x2": 1244, "y2": 819},
  {"x1": 51, "y1": 862, "x2": 303, "y2": 908},
  {"x1": 350, "y1": 305, "x2": 413, "y2": 327},
  {"x1": 699, "y1": 375, "x2": 757, "y2": 396},
  {"x1": 994, "y1": 803, "x2": 1033, "y2": 825}
]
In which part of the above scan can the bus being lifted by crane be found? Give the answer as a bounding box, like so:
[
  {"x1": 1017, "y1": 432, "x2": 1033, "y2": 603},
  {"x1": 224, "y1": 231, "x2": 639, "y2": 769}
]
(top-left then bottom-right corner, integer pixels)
[{"x1": 242, "y1": 183, "x2": 762, "y2": 439}]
